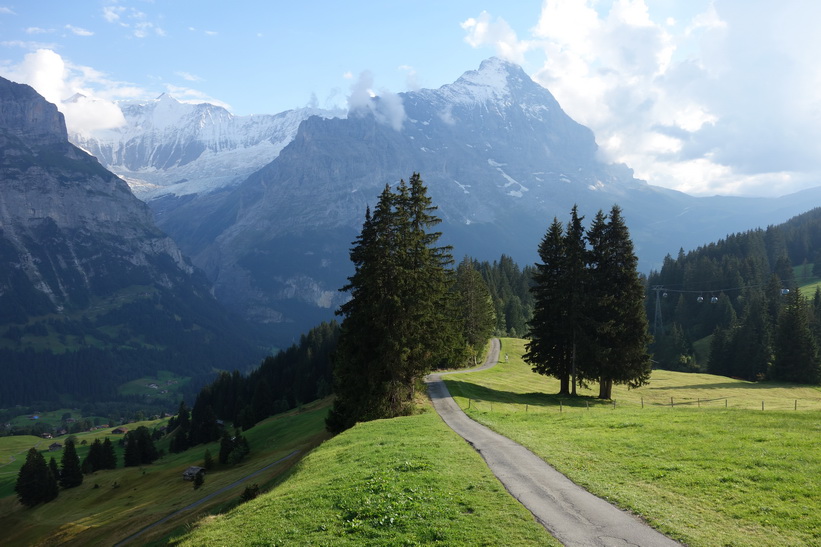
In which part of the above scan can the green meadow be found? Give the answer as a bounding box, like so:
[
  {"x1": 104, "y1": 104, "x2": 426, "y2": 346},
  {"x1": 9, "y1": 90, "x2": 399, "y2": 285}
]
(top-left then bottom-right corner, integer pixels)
[
  {"x1": 177, "y1": 408, "x2": 558, "y2": 547},
  {"x1": 0, "y1": 401, "x2": 331, "y2": 546},
  {"x1": 445, "y1": 338, "x2": 821, "y2": 546},
  {"x1": 4, "y1": 338, "x2": 821, "y2": 546}
]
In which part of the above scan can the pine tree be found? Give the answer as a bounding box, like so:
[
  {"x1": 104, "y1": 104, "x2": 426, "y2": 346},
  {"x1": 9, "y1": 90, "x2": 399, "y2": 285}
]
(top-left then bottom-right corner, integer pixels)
[
  {"x1": 585, "y1": 206, "x2": 652, "y2": 399},
  {"x1": 525, "y1": 217, "x2": 573, "y2": 394},
  {"x1": 15, "y1": 448, "x2": 58, "y2": 507},
  {"x1": 83, "y1": 438, "x2": 103, "y2": 473},
  {"x1": 525, "y1": 206, "x2": 592, "y2": 395},
  {"x1": 101, "y1": 438, "x2": 117, "y2": 470},
  {"x1": 772, "y1": 288, "x2": 821, "y2": 383},
  {"x1": 454, "y1": 257, "x2": 496, "y2": 366},
  {"x1": 59, "y1": 439, "x2": 83, "y2": 488},
  {"x1": 48, "y1": 457, "x2": 60, "y2": 486},
  {"x1": 170, "y1": 401, "x2": 191, "y2": 453},
  {"x1": 327, "y1": 174, "x2": 459, "y2": 433}
]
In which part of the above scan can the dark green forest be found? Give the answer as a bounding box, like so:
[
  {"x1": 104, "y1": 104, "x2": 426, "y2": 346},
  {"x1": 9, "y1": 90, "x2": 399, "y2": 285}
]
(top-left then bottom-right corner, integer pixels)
[{"x1": 648, "y1": 207, "x2": 821, "y2": 384}]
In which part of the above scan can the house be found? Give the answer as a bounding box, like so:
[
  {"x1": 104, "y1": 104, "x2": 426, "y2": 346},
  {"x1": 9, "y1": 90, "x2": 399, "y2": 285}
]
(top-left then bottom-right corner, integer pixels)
[
  {"x1": 40, "y1": 433, "x2": 53, "y2": 439},
  {"x1": 48, "y1": 442, "x2": 62, "y2": 451},
  {"x1": 112, "y1": 427, "x2": 128, "y2": 434},
  {"x1": 182, "y1": 466, "x2": 206, "y2": 481}
]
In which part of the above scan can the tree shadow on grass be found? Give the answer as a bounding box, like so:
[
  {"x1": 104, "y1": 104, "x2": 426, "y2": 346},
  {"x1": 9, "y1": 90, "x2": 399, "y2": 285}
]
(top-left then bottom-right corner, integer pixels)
[{"x1": 442, "y1": 379, "x2": 610, "y2": 409}]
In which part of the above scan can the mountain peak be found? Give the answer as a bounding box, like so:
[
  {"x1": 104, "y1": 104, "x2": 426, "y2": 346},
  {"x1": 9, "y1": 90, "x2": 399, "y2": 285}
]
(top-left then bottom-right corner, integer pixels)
[{"x1": 0, "y1": 76, "x2": 67, "y2": 146}]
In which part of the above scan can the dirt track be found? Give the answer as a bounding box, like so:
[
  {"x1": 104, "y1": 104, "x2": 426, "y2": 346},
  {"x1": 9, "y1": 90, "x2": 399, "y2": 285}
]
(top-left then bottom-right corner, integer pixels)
[{"x1": 426, "y1": 339, "x2": 681, "y2": 547}]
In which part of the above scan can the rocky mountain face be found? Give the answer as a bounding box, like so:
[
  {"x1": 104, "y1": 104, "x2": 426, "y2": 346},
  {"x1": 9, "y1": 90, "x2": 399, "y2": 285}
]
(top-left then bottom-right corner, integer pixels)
[
  {"x1": 0, "y1": 77, "x2": 259, "y2": 405},
  {"x1": 71, "y1": 58, "x2": 821, "y2": 344}
]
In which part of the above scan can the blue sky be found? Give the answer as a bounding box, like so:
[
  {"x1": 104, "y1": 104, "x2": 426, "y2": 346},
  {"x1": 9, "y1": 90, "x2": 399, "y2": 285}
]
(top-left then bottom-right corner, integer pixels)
[{"x1": 1, "y1": 1, "x2": 820, "y2": 198}]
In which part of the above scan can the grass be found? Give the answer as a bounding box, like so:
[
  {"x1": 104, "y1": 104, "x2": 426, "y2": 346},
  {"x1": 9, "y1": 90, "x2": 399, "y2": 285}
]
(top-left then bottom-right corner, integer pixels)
[
  {"x1": 177, "y1": 407, "x2": 558, "y2": 547},
  {"x1": 117, "y1": 370, "x2": 190, "y2": 400},
  {"x1": 444, "y1": 338, "x2": 821, "y2": 547},
  {"x1": 0, "y1": 401, "x2": 331, "y2": 546}
]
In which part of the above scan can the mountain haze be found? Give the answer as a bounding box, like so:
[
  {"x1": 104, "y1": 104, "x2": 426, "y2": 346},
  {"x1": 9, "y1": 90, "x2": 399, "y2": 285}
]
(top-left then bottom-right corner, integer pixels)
[
  {"x1": 0, "y1": 77, "x2": 260, "y2": 405},
  {"x1": 71, "y1": 58, "x2": 821, "y2": 343}
]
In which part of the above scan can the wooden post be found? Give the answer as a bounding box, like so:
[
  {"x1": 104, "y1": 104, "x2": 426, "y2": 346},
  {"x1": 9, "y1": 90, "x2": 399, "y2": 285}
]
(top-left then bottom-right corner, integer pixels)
[
  {"x1": 526, "y1": 403, "x2": 528, "y2": 413},
  {"x1": 586, "y1": 401, "x2": 589, "y2": 411},
  {"x1": 641, "y1": 397, "x2": 644, "y2": 409},
  {"x1": 725, "y1": 399, "x2": 727, "y2": 409},
  {"x1": 612, "y1": 400, "x2": 616, "y2": 410},
  {"x1": 671, "y1": 396, "x2": 674, "y2": 408},
  {"x1": 559, "y1": 401, "x2": 562, "y2": 413},
  {"x1": 698, "y1": 398, "x2": 700, "y2": 408},
  {"x1": 762, "y1": 401, "x2": 764, "y2": 411},
  {"x1": 795, "y1": 400, "x2": 798, "y2": 411},
  {"x1": 468, "y1": 399, "x2": 471, "y2": 409}
]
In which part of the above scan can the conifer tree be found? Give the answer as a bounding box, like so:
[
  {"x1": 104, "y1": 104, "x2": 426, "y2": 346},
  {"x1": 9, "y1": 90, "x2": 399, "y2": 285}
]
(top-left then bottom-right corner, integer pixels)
[
  {"x1": 525, "y1": 217, "x2": 573, "y2": 394},
  {"x1": 101, "y1": 438, "x2": 117, "y2": 470},
  {"x1": 59, "y1": 439, "x2": 83, "y2": 488},
  {"x1": 586, "y1": 206, "x2": 652, "y2": 399},
  {"x1": 48, "y1": 457, "x2": 60, "y2": 486},
  {"x1": 15, "y1": 448, "x2": 58, "y2": 507},
  {"x1": 327, "y1": 174, "x2": 459, "y2": 433},
  {"x1": 454, "y1": 257, "x2": 496, "y2": 366},
  {"x1": 170, "y1": 401, "x2": 191, "y2": 453},
  {"x1": 772, "y1": 288, "x2": 821, "y2": 383}
]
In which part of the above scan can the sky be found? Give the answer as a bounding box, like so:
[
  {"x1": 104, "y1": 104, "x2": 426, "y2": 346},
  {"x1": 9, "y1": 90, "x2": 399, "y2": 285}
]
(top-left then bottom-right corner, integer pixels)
[{"x1": 1, "y1": 1, "x2": 820, "y2": 198}]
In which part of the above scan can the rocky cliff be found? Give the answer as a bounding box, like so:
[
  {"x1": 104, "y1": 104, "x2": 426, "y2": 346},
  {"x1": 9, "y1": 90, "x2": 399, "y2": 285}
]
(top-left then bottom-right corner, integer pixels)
[{"x1": 0, "y1": 77, "x2": 259, "y2": 406}]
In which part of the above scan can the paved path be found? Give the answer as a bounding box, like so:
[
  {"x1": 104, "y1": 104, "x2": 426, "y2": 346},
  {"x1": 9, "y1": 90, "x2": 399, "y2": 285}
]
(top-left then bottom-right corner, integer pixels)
[{"x1": 426, "y1": 339, "x2": 681, "y2": 547}]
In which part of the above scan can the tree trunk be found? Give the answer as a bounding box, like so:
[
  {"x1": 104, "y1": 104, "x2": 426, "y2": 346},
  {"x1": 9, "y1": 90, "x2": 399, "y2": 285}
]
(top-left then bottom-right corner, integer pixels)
[
  {"x1": 598, "y1": 377, "x2": 613, "y2": 399},
  {"x1": 571, "y1": 339, "x2": 578, "y2": 396},
  {"x1": 559, "y1": 375, "x2": 570, "y2": 395}
]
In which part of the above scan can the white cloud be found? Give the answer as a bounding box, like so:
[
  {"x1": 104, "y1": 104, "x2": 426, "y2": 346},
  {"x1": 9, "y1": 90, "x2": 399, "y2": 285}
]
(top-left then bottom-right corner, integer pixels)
[
  {"x1": 102, "y1": 6, "x2": 125, "y2": 24},
  {"x1": 461, "y1": 11, "x2": 530, "y2": 64},
  {"x1": 463, "y1": 1, "x2": 821, "y2": 197},
  {"x1": 0, "y1": 49, "x2": 126, "y2": 135},
  {"x1": 399, "y1": 65, "x2": 419, "y2": 91},
  {"x1": 175, "y1": 71, "x2": 203, "y2": 82},
  {"x1": 0, "y1": 7, "x2": 15, "y2": 15},
  {"x1": 65, "y1": 25, "x2": 94, "y2": 37},
  {"x1": 25, "y1": 27, "x2": 52, "y2": 35},
  {"x1": 347, "y1": 71, "x2": 406, "y2": 131},
  {"x1": 103, "y1": 5, "x2": 165, "y2": 38}
]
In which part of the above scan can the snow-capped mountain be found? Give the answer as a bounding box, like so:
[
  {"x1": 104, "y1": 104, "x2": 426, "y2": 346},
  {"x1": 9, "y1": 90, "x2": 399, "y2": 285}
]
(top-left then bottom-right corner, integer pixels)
[
  {"x1": 70, "y1": 94, "x2": 344, "y2": 199},
  {"x1": 67, "y1": 58, "x2": 821, "y2": 344}
]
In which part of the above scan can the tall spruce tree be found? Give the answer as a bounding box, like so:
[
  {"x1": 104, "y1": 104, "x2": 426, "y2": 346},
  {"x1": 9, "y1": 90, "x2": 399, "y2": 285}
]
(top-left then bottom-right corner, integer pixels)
[
  {"x1": 586, "y1": 206, "x2": 652, "y2": 399},
  {"x1": 59, "y1": 439, "x2": 83, "y2": 488},
  {"x1": 772, "y1": 288, "x2": 821, "y2": 383},
  {"x1": 525, "y1": 207, "x2": 590, "y2": 395},
  {"x1": 15, "y1": 448, "x2": 58, "y2": 507},
  {"x1": 525, "y1": 217, "x2": 572, "y2": 393},
  {"x1": 454, "y1": 257, "x2": 496, "y2": 366},
  {"x1": 327, "y1": 174, "x2": 459, "y2": 433}
]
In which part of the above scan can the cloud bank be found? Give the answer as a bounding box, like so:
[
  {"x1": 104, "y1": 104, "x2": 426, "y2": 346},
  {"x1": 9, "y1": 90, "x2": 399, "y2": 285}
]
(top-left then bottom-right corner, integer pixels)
[
  {"x1": 463, "y1": 0, "x2": 821, "y2": 197},
  {"x1": 0, "y1": 49, "x2": 232, "y2": 135}
]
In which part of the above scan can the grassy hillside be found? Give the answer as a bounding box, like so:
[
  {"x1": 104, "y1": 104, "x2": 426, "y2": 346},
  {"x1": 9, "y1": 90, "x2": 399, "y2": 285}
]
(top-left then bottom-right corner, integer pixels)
[
  {"x1": 445, "y1": 338, "x2": 821, "y2": 546},
  {"x1": 0, "y1": 401, "x2": 330, "y2": 546},
  {"x1": 177, "y1": 407, "x2": 558, "y2": 546}
]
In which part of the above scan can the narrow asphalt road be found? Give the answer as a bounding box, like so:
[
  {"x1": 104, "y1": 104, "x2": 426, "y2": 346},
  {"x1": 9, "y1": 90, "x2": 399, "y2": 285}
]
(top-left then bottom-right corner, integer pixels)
[{"x1": 426, "y1": 339, "x2": 681, "y2": 547}]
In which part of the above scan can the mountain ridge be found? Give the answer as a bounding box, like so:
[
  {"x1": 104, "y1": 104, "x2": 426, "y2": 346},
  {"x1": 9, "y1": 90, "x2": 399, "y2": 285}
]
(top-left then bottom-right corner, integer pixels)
[
  {"x1": 0, "y1": 76, "x2": 261, "y2": 405},
  {"x1": 65, "y1": 58, "x2": 821, "y2": 343}
]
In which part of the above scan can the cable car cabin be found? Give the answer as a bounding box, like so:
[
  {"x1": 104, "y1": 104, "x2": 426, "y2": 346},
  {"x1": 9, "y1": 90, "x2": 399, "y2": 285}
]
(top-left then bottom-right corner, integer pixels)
[
  {"x1": 710, "y1": 296, "x2": 718, "y2": 304},
  {"x1": 781, "y1": 288, "x2": 790, "y2": 295},
  {"x1": 697, "y1": 296, "x2": 704, "y2": 303}
]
